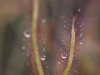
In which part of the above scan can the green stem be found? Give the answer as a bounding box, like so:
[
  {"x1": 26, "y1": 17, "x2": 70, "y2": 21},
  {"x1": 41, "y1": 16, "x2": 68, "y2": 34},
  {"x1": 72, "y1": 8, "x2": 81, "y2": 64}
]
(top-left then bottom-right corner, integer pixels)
[
  {"x1": 32, "y1": 0, "x2": 44, "y2": 75},
  {"x1": 63, "y1": 16, "x2": 76, "y2": 75}
]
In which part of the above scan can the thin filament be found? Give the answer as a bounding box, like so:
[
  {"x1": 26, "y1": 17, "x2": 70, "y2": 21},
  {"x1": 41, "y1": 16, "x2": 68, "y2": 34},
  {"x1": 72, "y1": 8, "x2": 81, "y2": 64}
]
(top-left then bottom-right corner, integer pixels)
[
  {"x1": 32, "y1": 0, "x2": 44, "y2": 75},
  {"x1": 63, "y1": 16, "x2": 76, "y2": 75}
]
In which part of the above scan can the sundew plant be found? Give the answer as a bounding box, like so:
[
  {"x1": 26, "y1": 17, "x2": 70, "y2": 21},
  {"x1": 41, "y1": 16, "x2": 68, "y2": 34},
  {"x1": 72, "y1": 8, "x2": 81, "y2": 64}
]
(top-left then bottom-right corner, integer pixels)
[
  {"x1": 1, "y1": 0, "x2": 100, "y2": 75},
  {"x1": 22, "y1": 0, "x2": 94, "y2": 75}
]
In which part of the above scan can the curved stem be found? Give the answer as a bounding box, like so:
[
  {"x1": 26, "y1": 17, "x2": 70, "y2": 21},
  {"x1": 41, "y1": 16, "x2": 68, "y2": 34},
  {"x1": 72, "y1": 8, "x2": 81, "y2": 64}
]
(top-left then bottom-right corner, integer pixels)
[
  {"x1": 63, "y1": 16, "x2": 76, "y2": 75},
  {"x1": 32, "y1": 0, "x2": 44, "y2": 75}
]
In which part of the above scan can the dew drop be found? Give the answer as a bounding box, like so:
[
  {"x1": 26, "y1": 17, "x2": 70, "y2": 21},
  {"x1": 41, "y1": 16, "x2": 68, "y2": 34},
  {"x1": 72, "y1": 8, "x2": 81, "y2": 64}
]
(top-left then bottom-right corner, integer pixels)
[
  {"x1": 62, "y1": 32, "x2": 64, "y2": 33},
  {"x1": 78, "y1": 9, "x2": 81, "y2": 12},
  {"x1": 60, "y1": 15, "x2": 65, "y2": 18},
  {"x1": 80, "y1": 41, "x2": 83, "y2": 45},
  {"x1": 42, "y1": 18, "x2": 46, "y2": 23},
  {"x1": 43, "y1": 48, "x2": 45, "y2": 52},
  {"x1": 24, "y1": 30, "x2": 30, "y2": 38},
  {"x1": 80, "y1": 33, "x2": 83, "y2": 37},
  {"x1": 82, "y1": 22, "x2": 84, "y2": 25},
  {"x1": 45, "y1": 66, "x2": 48, "y2": 68},
  {"x1": 58, "y1": 62, "x2": 60, "y2": 64},
  {"x1": 40, "y1": 55, "x2": 46, "y2": 61},
  {"x1": 80, "y1": 25, "x2": 82, "y2": 27},
  {"x1": 62, "y1": 61, "x2": 64, "y2": 62},
  {"x1": 64, "y1": 21, "x2": 66, "y2": 22},
  {"x1": 74, "y1": 70, "x2": 78, "y2": 73},
  {"x1": 61, "y1": 53, "x2": 67, "y2": 59},
  {"x1": 63, "y1": 40, "x2": 64, "y2": 41},
  {"x1": 75, "y1": 29, "x2": 77, "y2": 31},
  {"x1": 60, "y1": 49, "x2": 62, "y2": 51},
  {"x1": 43, "y1": 42, "x2": 46, "y2": 44},
  {"x1": 82, "y1": 22, "x2": 84, "y2": 24},
  {"x1": 22, "y1": 46, "x2": 25, "y2": 49},
  {"x1": 63, "y1": 43, "x2": 65, "y2": 44}
]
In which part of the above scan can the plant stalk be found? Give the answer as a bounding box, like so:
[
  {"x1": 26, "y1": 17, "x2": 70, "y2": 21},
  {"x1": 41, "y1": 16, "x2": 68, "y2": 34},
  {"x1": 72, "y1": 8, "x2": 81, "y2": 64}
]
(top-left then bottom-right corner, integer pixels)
[
  {"x1": 63, "y1": 16, "x2": 76, "y2": 75},
  {"x1": 32, "y1": 0, "x2": 44, "y2": 75}
]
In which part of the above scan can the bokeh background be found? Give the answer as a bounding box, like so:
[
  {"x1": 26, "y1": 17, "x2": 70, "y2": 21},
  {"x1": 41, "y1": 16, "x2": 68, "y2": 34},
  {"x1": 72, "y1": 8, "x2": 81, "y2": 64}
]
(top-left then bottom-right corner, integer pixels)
[{"x1": 1, "y1": 0, "x2": 100, "y2": 75}]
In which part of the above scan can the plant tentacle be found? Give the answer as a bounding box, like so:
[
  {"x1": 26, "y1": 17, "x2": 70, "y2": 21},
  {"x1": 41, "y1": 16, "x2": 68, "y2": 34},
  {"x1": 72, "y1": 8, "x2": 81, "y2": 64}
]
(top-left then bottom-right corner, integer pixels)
[{"x1": 32, "y1": 0, "x2": 44, "y2": 75}]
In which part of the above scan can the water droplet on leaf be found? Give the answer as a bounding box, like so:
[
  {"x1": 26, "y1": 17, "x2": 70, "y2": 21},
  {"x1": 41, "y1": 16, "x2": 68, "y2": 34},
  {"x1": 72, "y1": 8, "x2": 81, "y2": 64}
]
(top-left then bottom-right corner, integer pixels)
[
  {"x1": 42, "y1": 19, "x2": 46, "y2": 23},
  {"x1": 41, "y1": 55, "x2": 46, "y2": 61},
  {"x1": 61, "y1": 53, "x2": 67, "y2": 59},
  {"x1": 80, "y1": 41, "x2": 83, "y2": 45},
  {"x1": 24, "y1": 30, "x2": 30, "y2": 38},
  {"x1": 43, "y1": 48, "x2": 45, "y2": 52},
  {"x1": 22, "y1": 46, "x2": 25, "y2": 49},
  {"x1": 58, "y1": 62, "x2": 60, "y2": 64},
  {"x1": 78, "y1": 9, "x2": 81, "y2": 12}
]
